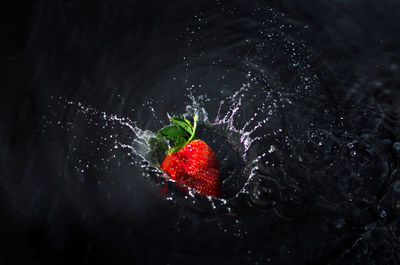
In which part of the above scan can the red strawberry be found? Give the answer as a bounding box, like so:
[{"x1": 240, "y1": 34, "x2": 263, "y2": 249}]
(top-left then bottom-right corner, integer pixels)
[{"x1": 155, "y1": 114, "x2": 220, "y2": 197}]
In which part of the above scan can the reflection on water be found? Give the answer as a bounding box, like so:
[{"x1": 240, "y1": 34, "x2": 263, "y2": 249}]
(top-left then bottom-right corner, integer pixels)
[{"x1": 2, "y1": 0, "x2": 400, "y2": 264}]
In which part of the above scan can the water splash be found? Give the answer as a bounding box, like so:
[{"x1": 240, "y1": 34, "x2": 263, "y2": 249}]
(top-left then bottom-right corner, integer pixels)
[{"x1": 43, "y1": 74, "x2": 295, "y2": 215}]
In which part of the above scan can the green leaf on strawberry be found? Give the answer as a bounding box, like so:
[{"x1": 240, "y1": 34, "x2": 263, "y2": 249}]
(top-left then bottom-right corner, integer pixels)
[
  {"x1": 171, "y1": 117, "x2": 193, "y2": 135},
  {"x1": 157, "y1": 125, "x2": 189, "y2": 141},
  {"x1": 157, "y1": 113, "x2": 198, "y2": 154}
]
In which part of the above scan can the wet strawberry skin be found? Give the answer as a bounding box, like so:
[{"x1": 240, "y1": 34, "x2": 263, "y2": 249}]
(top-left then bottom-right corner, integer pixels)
[{"x1": 161, "y1": 139, "x2": 220, "y2": 197}]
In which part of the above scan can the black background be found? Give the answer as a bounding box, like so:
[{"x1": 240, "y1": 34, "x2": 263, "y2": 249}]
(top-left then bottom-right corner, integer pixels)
[{"x1": 2, "y1": 1, "x2": 400, "y2": 264}]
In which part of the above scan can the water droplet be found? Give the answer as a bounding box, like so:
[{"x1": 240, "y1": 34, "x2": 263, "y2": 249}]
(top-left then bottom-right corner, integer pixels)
[
  {"x1": 364, "y1": 223, "x2": 377, "y2": 231},
  {"x1": 393, "y1": 142, "x2": 400, "y2": 152},
  {"x1": 380, "y1": 210, "x2": 387, "y2": 218},
  {"x1": 268, "y1": 145, "x2": 276, "y2": 153}
]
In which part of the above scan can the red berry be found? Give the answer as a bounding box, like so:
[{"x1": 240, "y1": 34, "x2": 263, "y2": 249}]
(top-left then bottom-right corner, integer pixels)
[
  {"x1": 161, "y1": 139, "x2": 220, "y2": 197},
  {"x1": 152, "y1": 114, "x2": 220, "y2": 197}
]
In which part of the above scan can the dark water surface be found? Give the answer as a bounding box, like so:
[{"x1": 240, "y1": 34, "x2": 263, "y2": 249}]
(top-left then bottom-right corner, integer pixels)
[{"x1": 2, "y1": 0, "x2": 400, "y2": 264}]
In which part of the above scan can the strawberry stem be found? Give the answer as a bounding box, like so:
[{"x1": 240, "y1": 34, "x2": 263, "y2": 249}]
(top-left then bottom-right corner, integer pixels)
[{"x1": 156, "y1": 113, "x2": 198, "y2": 154}]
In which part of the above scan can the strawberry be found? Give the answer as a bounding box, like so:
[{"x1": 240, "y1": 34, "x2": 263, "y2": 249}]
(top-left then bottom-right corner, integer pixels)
[{"x1": 154, "y1": 114, "x2": 220, "y2": 197}]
